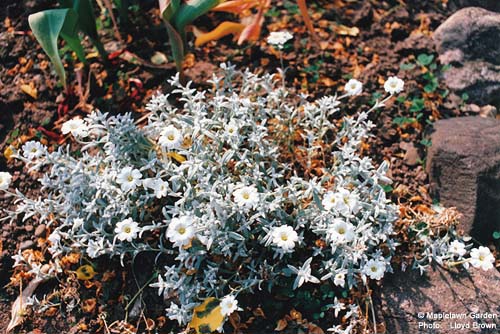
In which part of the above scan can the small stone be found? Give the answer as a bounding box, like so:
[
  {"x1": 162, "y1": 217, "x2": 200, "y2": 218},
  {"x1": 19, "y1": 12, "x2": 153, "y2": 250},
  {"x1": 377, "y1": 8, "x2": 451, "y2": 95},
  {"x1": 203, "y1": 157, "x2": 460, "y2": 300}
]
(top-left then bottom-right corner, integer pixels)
[
  {"x1": 34, "y1": 224, "x2": 46, "y2": 237},
  {"x1": 479, "y1": 105, "x2": 498, "y2": 118},
  {"x1": 19, "y1": 240, "x2": 34, "y2": 250},
  {"x1": 464, "y1": 103, "x2": 480, "y2": 113},
  {"x1": 400, "y1": 142, "x2": 421, "y2": 166}
]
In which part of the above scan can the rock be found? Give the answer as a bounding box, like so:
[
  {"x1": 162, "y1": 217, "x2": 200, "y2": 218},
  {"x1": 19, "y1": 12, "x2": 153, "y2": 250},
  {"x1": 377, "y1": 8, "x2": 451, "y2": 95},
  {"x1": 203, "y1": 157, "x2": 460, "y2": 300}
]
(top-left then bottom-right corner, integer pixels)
[
  {"x1": 464, "y1": 104, "x2": 481, "y2": 113},
  {"x1": 400, "y1": 142, "x2": 421, "y2": 166},
  {"x1": 433, "y1": 7, "x2": 500, "y2": 107},
  {"x1": 19, "y1": 240, "x2": 34, "y2": 250},
  {"x1": 441, "y1": 61, "x2": 500, "y2": 107},
  {"x1": 426, "y1": 116, "x2": 500, "y2": 241},
  {"x1": 34, "y1": 224, "x2": 46, "y2": 237},
  {"x1": 381, "y1": 266, "x2": 500, "y2": 334},
  {"x1": 448, "y1": 0, "x2": 500, "y2": 12},
  {"x1": 479, "y1": 105, "x2": 498, "y2": 118}
]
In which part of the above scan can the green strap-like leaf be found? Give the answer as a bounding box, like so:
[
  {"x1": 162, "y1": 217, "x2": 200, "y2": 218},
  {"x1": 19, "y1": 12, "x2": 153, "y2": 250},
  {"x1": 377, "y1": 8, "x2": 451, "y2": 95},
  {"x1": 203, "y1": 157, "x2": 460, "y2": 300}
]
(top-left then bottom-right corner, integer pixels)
[
  {"x1": 60, "y1": 9, "x2": 86, "y2": 63},
  {"x1": 159, "y1": 0, "x2": 183, "y2": 75},
  {"x1": 173, "y1": 0, "x2": 222, "y2": 41},
  {"x1": 73, "y1": 0, "x2": 108, "y2": 58},
  {"x1": 160, "y1": 0, "x2": 180, "y2": 21},
  {"x1": 28, "y1": 9, "x2": 72, "y2": 88}
]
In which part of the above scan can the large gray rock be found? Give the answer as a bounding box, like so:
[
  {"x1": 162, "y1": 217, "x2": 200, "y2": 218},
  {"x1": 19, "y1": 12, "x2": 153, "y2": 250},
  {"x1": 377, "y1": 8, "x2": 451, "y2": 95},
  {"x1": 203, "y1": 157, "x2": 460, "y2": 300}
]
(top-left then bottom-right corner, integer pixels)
[
  {"x1": 381, "y1": 266, "x2": 500, "y2": 334},
  {"x1": 448, "y1": 0, "x2": 500, "y2": 12},
  {"x1": 434, "y1": 7, "x2": 500, "y2": 107},
  {"x1": 426, "y1": 116, "x2": 500, "y2": 241}
]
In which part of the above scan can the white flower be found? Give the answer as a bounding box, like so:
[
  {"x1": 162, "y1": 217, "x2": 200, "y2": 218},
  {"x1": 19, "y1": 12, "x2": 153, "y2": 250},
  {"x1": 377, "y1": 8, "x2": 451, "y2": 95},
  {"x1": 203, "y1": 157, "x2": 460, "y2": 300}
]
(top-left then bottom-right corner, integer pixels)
[
  {"x1": 272, "y1": 225, "x2": 299, "y2": 251},
  {"x1": 0, "y1": 172, "x2": 12, "y2": 191},
  {"x1": 267, "y1": 31, "x2": 293, "y2": 49},
  {"x1": 288, "y1": 257, "x2": 320, "y2": 289},
  {"x1": 225, "y1": 121, "x2": 239, "y2": 137},
  {"x1": 61, "y1": 118, "x2": 89, "y2": 137},
  {"x1": 22, "y1": 141, "x2": 46, "y2": 160},
  {"x1": 114, "y1": 218, "x2": 140, "y2": 242},
  {"x1": 143, "y1": 178, "x2": 169, "y2": 198},
  {"x1": 87, "y1": 238, "x2": 107, "y2": 258},
  {"x1": 331, "y1": 297, "x2": 345, "y2": 318},
  {"x1": 158, "y1": 125, "x2": 183, "y2": 150},
  {"x1": 322, "y1": 188, "x2": 360, "y2": 216},
  {"x1": 327, "y1": 219, "x2": 355, "y2": 244},
  {"x1": 116, "y1": 166, "x2": 142, "y2": 192},
  {"x1": 448, "y1": 240, "x2": 466, "y2": 257},
  {"x1": 150, "y1": 274, "x2": 169, "y2": 297},
  {"x1": 469, "y1": 246, "x2": 495, "y2": 271},
  {"x1": 72, "y1": 218, "x2": 84, "y2": 231},
  {"x1": 322, "y1": 191, "x2": 337, "y2": 211},
  {"x1": 166, "y1": 216, "x2": 195, "y2": 247},
  {"x1": 333, "y1": 271, "x2": 346, "y2": 288},
  {"x1": 362, "y1": 259, "x2": 386, "y2": 280},
  {"x1": 233, "y1": 185, "x2": 259, "y2": 209},
  {"x1": 47, "y1": 231, "x2": 61, "y2": 255},
  {"x1": 344, "y1": 79, "x2": 363, "y2": 96},
  {"x1": 384, "y1": 76, "x2": 404, "y2": 94},
  {"x1": 220, "y1": 295, "x2": 240, "y2": 317}
]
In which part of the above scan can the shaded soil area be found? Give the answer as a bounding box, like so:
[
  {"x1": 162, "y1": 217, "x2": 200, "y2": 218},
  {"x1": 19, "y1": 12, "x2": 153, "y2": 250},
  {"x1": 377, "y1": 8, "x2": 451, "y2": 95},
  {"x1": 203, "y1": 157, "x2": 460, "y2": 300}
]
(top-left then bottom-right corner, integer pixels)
[{"x1": 0, "y1": 0, "x2": 490, "y2": 333}]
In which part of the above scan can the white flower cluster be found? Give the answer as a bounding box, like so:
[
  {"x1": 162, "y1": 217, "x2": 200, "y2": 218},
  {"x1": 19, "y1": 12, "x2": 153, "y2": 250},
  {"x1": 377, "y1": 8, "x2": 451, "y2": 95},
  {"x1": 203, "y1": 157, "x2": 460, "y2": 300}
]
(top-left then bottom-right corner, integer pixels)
[
  {"x1": 3, "y1": 65, "x2": 404, "y2": 328},
  {"x1": 402, "y1": 207, "x2": 496, "y2": 274},
  {"x1": 267, "y1": 31, "x2": 293, "y2": 49}
]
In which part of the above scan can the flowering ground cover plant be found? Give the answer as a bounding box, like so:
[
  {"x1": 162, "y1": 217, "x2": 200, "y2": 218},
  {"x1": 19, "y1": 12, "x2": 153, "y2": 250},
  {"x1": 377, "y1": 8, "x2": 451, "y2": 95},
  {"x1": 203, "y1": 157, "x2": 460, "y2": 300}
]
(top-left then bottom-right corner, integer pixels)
[{"x1": 2, "y1": 63, "x2": 492, "y2": 333}]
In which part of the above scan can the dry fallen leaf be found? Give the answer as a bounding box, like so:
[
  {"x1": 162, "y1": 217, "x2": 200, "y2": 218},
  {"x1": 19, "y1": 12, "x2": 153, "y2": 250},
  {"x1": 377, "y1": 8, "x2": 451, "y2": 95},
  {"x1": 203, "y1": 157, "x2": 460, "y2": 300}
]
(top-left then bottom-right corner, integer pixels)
[
  {"x1": 81, "y1": 298, "x2": 97, "y2": 313},
  {"x1": 275, "y1": 318, "x2": 288, "y2": 331},
  {"x1": 20, "y1": 83, "x2": 37, "y2": 99},
  {"x1": 7, "y1": 278, "x2": 43, "y2": 333},
  {"x1": 334, "y1": 24, "x2": 360, "y2": 37}
]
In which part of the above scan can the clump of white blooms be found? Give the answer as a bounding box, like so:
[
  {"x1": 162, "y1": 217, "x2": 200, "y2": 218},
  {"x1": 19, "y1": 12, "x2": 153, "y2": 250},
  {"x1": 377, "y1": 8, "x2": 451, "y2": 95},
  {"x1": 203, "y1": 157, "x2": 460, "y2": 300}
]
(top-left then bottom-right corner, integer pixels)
[
  {"x1": 3, "y1": 64, "x2": 411, "y2": 329},
  {"x1": 267, "y1": 31, "x2": 293, "y2": 49},
  {"x1": 400, "y1": 206, "x2": 496, "y2": 274}
]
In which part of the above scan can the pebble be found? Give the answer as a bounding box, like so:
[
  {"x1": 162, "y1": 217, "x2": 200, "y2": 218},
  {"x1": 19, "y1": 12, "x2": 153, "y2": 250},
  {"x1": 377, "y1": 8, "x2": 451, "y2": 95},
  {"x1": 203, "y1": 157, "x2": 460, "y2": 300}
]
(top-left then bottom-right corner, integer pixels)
[
  {"x1": 34, "y1": 224, "x2": 46, "y2": 237},
  {"x1": 19, "y1": 240, "x2": 34, "y2": 250}
]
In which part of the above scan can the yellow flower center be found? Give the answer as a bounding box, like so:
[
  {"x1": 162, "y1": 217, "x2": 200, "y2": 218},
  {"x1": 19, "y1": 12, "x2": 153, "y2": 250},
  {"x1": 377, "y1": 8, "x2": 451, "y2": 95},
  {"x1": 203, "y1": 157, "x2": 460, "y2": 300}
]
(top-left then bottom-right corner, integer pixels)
[
  {"x1": 371, "y1": 266, "x2": 377, "y2": 273},
  {"x1": 479, "y1": 255, "x2": 485, "y2": 261},
  {"x1": 127, "y1": 175, "x2": 134, "y2": 182},
  {"x1": 178, "y1": 227, "x2": 186, "y2": 235},
  {"x1": 280, "y1": 233, "x2": 288, "y2": 241},
  {"x1": 168, "y1": 134, "x2": 175, "y2": 141},
  {"x1": 338, "y1": 228, "x2": 345, "y2": 235},
  {"x1": 243, "y1": 193, "x2": 250, "y2": 200},
  {"x1": 124, "y1": 226, "x2": 131, "y2": 234}
]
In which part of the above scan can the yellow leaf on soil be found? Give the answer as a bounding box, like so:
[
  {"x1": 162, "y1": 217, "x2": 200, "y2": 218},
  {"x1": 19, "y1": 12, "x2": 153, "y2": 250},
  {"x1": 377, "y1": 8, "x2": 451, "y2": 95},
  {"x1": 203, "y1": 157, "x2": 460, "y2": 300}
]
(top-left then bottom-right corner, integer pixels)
[
  {"x1": 195, "y1": 21, "x2": 245, "y2": 47},
  {"x1": 75, "y1": 265, "x2": 96, "y2": 280},
  {"x1": 334, "y1": 24, "x2": 360, "y2": 37},
  {"x1": 3, "y1": 146, "x2": 14, "y2": 161},
  {"x1": 188, "y1": 297, "x2": 224, "y2": 334},
  {"x1": 20, "y1": 83, "x2": 37, "y2": 99}
]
